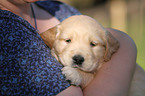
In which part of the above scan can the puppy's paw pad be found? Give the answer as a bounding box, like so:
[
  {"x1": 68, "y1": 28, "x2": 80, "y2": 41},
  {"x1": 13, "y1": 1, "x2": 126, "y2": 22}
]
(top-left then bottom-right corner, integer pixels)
[{"x1": 61, "y1": 66, "x2": 82, "y2": 86}]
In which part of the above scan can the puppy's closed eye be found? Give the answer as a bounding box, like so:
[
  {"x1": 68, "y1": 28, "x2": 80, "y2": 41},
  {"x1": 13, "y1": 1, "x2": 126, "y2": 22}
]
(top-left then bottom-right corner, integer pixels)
[
  {"x1": 90, "y1": 41, "x2": 98, "y2": 47},
  {"x1": 65, "y1": 39, "x2": 71, "y2": 43}
]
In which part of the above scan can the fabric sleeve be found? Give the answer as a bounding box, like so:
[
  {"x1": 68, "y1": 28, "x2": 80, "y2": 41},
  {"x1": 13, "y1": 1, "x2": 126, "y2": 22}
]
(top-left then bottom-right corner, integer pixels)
[
  {"x1": 0, "y1": 13, "x2": 70, "y2": 96},
  {"x1": 36, "y1": 0, "x2": 81, "y2": 22}
]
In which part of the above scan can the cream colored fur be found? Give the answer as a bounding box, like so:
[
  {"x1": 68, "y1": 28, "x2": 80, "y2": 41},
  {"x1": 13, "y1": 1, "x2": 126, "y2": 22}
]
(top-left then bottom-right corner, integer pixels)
[{"x1": 40, "y1": 15, "x2": 145, "y2": 95}]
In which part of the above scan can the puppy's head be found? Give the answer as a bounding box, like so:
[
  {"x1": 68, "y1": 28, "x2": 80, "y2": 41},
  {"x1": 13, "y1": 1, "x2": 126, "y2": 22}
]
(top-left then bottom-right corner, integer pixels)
[{"x1": 40, "y1": 15, "x2": 119, "y2": 72}]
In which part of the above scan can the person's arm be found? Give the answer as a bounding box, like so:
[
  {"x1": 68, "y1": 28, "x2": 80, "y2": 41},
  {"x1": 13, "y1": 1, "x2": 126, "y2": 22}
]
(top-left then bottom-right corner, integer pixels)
[
  {"x1": 57, "y1": 86, "x2": 83, "y2": 96},
  {"x1": 83, "y1": 28, "x2": 137, "y2": 96}
]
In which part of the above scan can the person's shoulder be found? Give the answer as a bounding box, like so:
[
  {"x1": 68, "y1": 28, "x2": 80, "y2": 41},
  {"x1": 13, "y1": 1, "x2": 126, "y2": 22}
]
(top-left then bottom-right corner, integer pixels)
[
  {"x1": 0, "y1": 9, "x2": 37, "y2": 33},
  {"x1": 35, "y1": 0, "x2": 81, "y2": 21},
  {"x1": 0, "y1": 10, "x2": 20, "y2": 29}
]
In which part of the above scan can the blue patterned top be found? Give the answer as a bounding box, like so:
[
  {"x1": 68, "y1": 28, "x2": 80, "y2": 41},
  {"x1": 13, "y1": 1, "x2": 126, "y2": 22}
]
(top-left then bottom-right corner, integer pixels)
[{"x1": 0, "y1": 1, "x2": 81, "y2": 96}]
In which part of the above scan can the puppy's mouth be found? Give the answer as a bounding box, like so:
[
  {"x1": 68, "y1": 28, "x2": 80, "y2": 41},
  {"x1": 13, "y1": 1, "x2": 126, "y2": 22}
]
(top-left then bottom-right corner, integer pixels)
[
  {"x1": 72, "y1": 63, "x2": 94, "y2": 73},
  {"x1": 72, "y1": 61, "x2": 98, "y2": 73},
  {"x1": 72, "y1": 63, "x2": 81, "y2": 68}
]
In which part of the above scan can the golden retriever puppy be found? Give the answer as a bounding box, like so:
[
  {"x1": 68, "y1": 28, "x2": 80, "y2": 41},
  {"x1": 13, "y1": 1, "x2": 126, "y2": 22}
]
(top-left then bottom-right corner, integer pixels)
[
  {"x1": 40, "y1": 15, "x2": 145, "y2": 95},
  {"x1": 40, "y1": 15, "x2": 119, "y2": 88}
]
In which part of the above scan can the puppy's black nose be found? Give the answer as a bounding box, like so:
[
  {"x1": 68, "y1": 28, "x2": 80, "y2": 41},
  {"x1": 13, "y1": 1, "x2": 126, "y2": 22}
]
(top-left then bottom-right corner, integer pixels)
[{"x1": 73, "y1": 55, "x2": 84, "y2": 65}]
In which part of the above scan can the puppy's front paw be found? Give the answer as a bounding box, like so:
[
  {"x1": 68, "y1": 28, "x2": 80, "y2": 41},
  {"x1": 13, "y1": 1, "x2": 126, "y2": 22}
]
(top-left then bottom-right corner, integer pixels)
[{"x1": 62, "y1": 66, "x2": 82, "y2": 86}]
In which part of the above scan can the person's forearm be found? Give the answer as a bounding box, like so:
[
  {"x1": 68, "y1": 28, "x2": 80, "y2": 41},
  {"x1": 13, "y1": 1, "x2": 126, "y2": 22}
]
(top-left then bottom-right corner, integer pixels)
[
  {"x1": 83, "y1": 28, "x2": 137, "y2": 96},
  {"x1": 57, "y1": 86, "x2": 83, "y2": 96}
]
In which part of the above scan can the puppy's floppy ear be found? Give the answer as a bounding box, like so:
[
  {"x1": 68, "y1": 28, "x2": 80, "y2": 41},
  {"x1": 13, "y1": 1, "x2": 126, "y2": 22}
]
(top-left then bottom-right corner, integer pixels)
[
  {"x1": 40, "y1": 26, "x2": 57, "y2": 49},
  {"x1": 103, "y1": 30, "x2": 120, "y2": 61}
]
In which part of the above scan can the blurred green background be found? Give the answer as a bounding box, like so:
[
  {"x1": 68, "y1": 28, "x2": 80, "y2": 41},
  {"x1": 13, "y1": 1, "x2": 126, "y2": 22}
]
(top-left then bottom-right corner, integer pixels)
[{"x1": 60, "y1": 0, "x2": 145, "y2": 70}]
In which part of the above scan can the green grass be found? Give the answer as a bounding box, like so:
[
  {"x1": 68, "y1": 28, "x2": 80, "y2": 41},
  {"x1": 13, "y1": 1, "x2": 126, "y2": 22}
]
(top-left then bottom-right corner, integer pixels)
[
  {"x1": 128, "y1": 21, "x2": 145, "y2": 70},
  {"x1": 132, "y1": 37, "x2": 145, "y2": 70}
]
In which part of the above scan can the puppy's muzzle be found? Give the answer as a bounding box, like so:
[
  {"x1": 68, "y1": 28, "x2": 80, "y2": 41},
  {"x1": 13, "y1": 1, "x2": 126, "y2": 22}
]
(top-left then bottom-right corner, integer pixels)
[{"x1": 72, "y1": 55, "x2": 85, "y2": 66}]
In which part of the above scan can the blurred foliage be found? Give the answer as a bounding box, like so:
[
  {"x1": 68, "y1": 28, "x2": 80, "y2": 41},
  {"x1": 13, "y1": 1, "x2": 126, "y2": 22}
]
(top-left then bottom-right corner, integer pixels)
[{"x1": 60, "y1": 0, "x2": 145, "y2": 70}]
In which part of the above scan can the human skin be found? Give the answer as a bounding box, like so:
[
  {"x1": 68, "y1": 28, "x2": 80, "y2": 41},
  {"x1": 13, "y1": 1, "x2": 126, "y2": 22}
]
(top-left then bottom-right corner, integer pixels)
[{"x1": 0, "y1": 0, "x2": 137, "y2": 96}]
